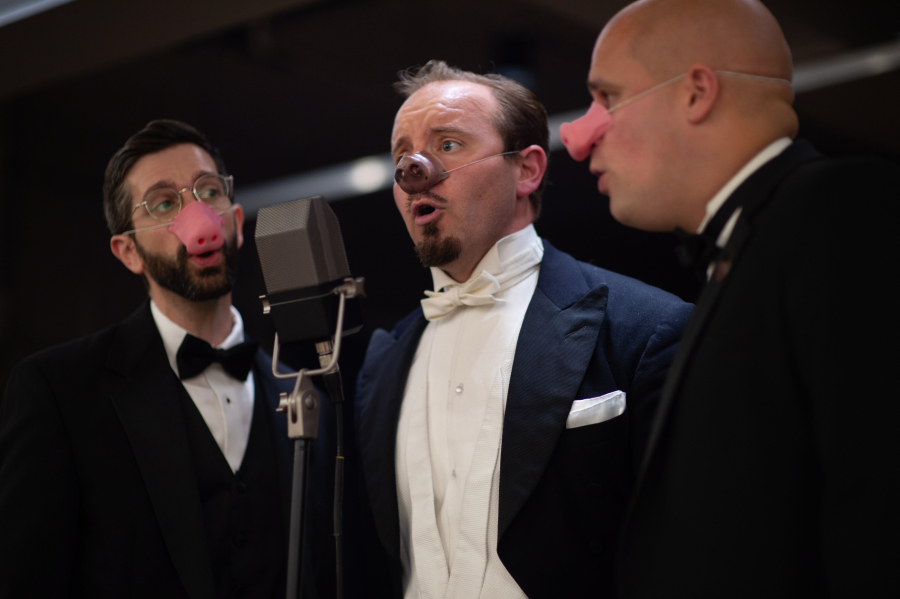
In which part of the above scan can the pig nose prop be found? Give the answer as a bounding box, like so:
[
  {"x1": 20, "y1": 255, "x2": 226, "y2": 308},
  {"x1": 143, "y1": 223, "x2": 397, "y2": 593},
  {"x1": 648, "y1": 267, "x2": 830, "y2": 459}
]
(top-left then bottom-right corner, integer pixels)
[
  {"x1": 394, "y1": 150, "x2": 523, "y2": 194},
  {"x1": 559, "y1": 102, "x2": 612, "y2": 162},
  {"x1": 394, "y1": 152, "x2": 448, "y2": 194},
  {"x1": 168, "y1": 201, "x2": 225, "y2": 255}
]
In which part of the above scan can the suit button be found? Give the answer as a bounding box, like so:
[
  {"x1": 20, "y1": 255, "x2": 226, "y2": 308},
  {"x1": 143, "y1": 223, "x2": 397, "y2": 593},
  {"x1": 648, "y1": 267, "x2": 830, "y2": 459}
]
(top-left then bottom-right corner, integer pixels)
[
  {"x1": 590, "y1": 539, "x2": 602, "y2": 554},
  {"x1": 234, "y1": 533, "x2": 247, "y2": 548},
  {"x1": 237, "y1": 481, "x2": 248, "y2": 494},
  {"x1": 233, "y1": 584, "x2": 246, "y2": 597},
  {"x1": 587, "y1": 483, "x2": 604, "y2": 498}
]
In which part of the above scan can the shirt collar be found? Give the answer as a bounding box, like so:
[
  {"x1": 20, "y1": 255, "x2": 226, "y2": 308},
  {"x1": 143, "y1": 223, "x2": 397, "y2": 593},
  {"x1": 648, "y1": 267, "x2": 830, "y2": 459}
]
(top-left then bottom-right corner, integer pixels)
[
  {"x1": 430, "y1": 224, "x2": 543, "y2": 292},
  {"x1": 150, "y1": 300, "x2": 245, "y2": 377},
  {"x1": 697, "y1": 137, "x2": 793, "y2": 234}
]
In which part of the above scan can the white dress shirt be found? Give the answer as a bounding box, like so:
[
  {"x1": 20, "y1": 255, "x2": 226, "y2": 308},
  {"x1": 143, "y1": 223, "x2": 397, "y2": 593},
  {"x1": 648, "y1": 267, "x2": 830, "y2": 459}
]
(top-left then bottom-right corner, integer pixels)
[
  {"x1": 697, "y1": 137, "x2": 793, "y2": 246},
  {"x1": 396, "y1": 224, "x2": 542, "y2": 598},
  {"x1": 150, "y1": 301, "x2": 255, "y2": 472}
]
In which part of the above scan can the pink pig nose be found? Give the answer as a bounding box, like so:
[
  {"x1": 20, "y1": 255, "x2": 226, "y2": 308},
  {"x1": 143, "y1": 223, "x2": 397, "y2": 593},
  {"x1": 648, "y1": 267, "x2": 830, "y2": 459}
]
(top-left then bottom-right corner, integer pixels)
[
  {"x1": 559, "y1": 102, "x2": 612, "y2": 162},
  {"x1": 167, "y1": 201, "x2": 225, "y2": 255}
]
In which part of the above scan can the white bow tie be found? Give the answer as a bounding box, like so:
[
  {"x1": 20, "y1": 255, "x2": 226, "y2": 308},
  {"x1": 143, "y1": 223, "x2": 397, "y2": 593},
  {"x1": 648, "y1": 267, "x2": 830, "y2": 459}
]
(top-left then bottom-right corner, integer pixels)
[
  {"x1": 421, "y1": 270, "x2": 504, "y2": 321},
  {"x1": 420, "y1": 244, "x2": 542, "y2": 321}
]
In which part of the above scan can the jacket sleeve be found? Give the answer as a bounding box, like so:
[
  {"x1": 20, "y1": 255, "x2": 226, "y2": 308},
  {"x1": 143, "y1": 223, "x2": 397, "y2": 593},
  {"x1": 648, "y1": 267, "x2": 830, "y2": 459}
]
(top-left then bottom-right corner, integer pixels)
[
  {"x1": 627, "y1": 301, "x2": 694, "y2": 473},
  {"x1": 0, "y1": 359, "x2": 79, "y2": 598},
  {"x1": 781, "y1": 158, "x2": 900, "y2": 595}
]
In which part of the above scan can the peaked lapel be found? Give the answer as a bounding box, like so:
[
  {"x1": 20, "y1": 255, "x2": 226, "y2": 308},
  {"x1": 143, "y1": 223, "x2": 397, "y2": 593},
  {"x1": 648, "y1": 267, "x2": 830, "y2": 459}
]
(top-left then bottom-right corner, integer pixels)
[
  {"x1": 254, "y1": 351, "x2": 295, "y2": 539},
  {"x1": 498, "y1": 242, "x2": 609, "y2": 539},
  {"x1": 356, "y1": 313, "x2": 430, "y2": 560},
  {"x1": 106, "y1": 302, "x2": 215, "y2": 599},
  {"x1": 634, "y1": 140, "x2": 825, "y2": 487}
]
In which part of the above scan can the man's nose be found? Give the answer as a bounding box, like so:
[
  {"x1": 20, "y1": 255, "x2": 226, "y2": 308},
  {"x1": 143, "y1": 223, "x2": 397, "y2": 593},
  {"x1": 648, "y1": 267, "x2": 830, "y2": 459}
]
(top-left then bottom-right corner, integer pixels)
[
  {"x1": 560, "y1": 102, "x2": 612, "y2": 162},
  {"x1": 168, "y1": 200, "x2": 225, "y2": 255},
  {"x1": 395, "y1": 151, "x2": 448, "y2": 194}
]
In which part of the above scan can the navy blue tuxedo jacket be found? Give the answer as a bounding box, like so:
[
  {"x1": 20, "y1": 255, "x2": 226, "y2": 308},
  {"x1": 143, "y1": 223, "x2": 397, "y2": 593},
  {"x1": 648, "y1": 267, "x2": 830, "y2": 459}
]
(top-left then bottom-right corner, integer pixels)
[
  {"x1": 0, "y1": 302, "x2": 296, "y2": 599},
  {"x1": 346, "y1": 241, "x2": 692, "y2": 598}
]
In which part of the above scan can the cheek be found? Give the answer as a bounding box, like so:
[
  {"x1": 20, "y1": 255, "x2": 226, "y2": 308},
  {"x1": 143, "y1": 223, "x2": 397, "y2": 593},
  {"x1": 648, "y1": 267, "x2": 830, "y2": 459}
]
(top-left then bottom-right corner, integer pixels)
[{"x1": 392, "y1": 184, "x2": 407, "y2": 214}]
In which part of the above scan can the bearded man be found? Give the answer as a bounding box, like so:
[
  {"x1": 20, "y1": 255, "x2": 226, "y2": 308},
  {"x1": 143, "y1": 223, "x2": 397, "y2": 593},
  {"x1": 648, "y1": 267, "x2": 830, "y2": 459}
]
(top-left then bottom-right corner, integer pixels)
[
  {"x1": 0, "y1": 120, "x2": 295, "y2": 599},
  {"x1": 343, "y1": 61, "x2": 693, "y2": 599}
]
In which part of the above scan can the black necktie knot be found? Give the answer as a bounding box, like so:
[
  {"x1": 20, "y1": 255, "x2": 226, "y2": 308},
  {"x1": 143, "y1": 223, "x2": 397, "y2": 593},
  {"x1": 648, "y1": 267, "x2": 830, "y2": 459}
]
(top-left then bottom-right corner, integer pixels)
[
  {"x1": 673, "y1": 227, "x2": 723, "y2": 281},
  {"x1": 176, "y1": 334, "x2": 258, "y2": 381}
]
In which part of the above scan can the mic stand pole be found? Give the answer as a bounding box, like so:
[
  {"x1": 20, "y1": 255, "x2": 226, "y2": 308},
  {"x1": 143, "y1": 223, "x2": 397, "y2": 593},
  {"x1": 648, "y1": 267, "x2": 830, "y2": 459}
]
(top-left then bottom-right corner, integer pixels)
[{"x1": 265, "y1": 277, "x2": 364, "y2": 599}]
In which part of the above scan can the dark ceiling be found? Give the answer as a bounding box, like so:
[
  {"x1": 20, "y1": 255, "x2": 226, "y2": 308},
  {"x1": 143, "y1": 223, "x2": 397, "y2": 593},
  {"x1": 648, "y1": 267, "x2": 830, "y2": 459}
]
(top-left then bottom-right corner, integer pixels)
[{"x1": 1, "y1": 0, "x2": 898, "y2": 390}]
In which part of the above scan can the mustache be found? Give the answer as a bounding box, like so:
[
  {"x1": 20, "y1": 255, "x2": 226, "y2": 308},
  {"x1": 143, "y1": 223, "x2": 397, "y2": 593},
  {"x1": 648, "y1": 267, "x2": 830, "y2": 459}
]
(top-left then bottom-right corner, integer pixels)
[{"x1": 406, "y1": 191, "x2": 449, "y2": 213}]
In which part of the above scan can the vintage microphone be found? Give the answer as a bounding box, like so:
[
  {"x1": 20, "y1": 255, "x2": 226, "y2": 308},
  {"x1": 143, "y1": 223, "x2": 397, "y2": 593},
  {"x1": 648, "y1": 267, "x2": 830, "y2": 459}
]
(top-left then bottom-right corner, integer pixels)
[{"x1": 255, "y1": 196, "x2": 364, "y2": 599}]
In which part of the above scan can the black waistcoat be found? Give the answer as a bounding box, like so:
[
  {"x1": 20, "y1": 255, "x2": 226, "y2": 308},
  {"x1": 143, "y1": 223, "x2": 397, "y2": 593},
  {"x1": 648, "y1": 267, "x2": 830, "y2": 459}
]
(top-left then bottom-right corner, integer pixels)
[{"x1": 179, "y1": 370, "x2": 287, "y2": 598}]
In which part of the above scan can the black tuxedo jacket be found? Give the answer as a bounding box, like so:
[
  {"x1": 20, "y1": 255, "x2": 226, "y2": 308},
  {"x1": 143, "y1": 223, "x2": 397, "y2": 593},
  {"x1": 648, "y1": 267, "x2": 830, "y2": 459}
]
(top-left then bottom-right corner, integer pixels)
[
  {"x1": 0, "y1": 302, "x2": 295, "y2": 599},
  {"x1": 342, "y1": 242, "x2": 692, "y2": 599},
  {"x1": 620, "y1": 141, "x2": 900, "y2": 597}
]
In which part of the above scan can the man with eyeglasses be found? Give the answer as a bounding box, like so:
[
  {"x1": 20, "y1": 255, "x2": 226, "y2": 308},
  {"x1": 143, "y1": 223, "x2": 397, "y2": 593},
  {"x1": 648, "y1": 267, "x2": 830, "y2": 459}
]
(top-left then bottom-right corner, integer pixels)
[
  {"x1": 561, "y1": 0, "x2": 900, "y2": 596},
  {"x1": 0, "y1": 120, "x2": 296, "y2": 599}
]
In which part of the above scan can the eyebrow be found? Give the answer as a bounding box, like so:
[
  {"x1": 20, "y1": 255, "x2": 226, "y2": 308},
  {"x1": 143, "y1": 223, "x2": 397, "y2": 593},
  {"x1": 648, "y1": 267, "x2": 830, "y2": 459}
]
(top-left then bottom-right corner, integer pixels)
[
  {"x1": 391, "y1": 125, "x2": 473, "y2": 155},
  {"x1": 587, "y1": 77, "x2": 622, "y2": 93}
]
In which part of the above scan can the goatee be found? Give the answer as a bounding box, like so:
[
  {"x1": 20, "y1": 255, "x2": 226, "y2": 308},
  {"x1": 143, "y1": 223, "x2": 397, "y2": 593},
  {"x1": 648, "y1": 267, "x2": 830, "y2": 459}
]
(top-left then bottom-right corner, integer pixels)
[
  {"x1": 414, "y1": 222, "x2": 462, "y2": 268},
  {"x1": 135, "y1": 235, "x2": 239, "y2": 302}
]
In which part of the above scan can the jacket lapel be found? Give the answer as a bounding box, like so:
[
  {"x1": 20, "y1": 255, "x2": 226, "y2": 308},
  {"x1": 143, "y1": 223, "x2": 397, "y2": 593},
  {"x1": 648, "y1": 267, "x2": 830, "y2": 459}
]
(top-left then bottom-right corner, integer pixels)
[
  {"x1": 254, "y1": 351, "x2": 295, "y2": 538},
  {"x1": 106, "y1": 302, "x2": 216, "y2": 599},
  {"x1": 498, "y1": 242, "x2": 609, "y2": 539},
  {"x1": 356, "y1": 313, "x2": 429, "y2": 560},
  {"x1": 635, "y1": 140, "x2": 825, "y2": 484}
]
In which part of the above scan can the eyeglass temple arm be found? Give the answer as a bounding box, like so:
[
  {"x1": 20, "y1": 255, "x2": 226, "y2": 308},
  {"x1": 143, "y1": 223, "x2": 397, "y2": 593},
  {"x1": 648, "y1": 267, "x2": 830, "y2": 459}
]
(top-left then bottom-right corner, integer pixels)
[{"x1": 117, "y1": 204, "x2": 239, "y2": 237}]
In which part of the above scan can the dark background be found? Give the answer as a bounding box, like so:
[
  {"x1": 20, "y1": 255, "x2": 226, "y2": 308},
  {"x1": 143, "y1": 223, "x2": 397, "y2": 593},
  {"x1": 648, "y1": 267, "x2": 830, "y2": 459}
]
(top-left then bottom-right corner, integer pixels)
[{"x1": 1, "y1": 0, "x2": 899, "y2": 395}]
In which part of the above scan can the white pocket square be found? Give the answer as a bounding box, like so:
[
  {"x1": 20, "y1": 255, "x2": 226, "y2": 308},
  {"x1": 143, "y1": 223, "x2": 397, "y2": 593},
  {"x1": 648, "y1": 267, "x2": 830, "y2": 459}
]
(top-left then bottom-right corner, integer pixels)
[{"x1": 566, "y1": 390, "x2": 626, "y2": 429}]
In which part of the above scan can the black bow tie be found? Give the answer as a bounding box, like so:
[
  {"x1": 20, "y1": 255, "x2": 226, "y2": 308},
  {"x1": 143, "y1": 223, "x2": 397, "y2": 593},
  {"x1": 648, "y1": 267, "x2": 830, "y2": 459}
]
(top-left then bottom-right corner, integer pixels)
[
  {"x1": 673, "y1": 227, "x2": 724, "y2": 282},
  {"x1": 176, "y1": 334, "x2": 258, "y2": 381}
]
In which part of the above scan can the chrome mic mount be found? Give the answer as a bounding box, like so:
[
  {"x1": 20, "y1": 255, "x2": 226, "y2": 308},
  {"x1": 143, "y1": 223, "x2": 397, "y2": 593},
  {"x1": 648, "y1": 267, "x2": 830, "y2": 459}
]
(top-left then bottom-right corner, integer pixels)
[{"x1": 262, "y1": 276, "x2": 365, "y2": 440}]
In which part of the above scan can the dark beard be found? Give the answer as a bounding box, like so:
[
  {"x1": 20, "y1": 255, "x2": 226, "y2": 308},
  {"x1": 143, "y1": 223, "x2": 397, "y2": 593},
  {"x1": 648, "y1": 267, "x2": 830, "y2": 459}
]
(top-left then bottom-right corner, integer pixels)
[
  {"x1": 414, "y1": 222, "x2": 462, "y2": 267},
  {"x1": 134, "y1": 235, "x2": 239, "y2": 302}
]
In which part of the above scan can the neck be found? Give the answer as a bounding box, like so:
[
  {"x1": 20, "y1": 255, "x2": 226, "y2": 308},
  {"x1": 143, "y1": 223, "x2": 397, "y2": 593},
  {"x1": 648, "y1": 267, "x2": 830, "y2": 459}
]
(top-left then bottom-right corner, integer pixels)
[
  {"x1": 679, "y1": 132, "x2": 786, "y2": 231},
  {"x1": 443, "y1": 203, "x2": 535, "y2": 283},
  {"x1": 149, "y1": 286, "x2": 235, "y2": 346}
]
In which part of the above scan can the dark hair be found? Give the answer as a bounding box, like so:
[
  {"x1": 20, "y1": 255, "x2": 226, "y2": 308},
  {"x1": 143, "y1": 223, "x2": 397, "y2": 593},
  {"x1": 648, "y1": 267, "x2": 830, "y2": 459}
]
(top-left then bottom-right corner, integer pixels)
[
  {"x1": 394, "y1": 60, "x2": 549, "y2": 218},
  {"x1": 103, "y1": 119, "x2": 228, "y2": 235}
]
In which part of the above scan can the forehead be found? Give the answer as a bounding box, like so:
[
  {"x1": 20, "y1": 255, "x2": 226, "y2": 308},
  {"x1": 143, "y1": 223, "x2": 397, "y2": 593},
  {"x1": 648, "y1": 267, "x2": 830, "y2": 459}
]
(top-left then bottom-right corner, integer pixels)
[
  {"x1": 391, "y1": 80, "x2": 500, "y2": 145},
  {"x1": 126, "y1": 143, "x2": 216, "y2": 202},
  {"x1": 589, "y1": 16, "x2": 646, "y2": 88}
]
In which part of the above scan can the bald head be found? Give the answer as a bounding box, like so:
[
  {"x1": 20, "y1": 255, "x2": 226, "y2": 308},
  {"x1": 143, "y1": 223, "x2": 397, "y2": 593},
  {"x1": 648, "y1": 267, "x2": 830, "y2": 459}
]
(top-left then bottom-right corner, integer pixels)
[
  {"x1": 612, "y1": 0, "x2": 792, "y2": 82},
  {"x1": 583, "y1": 0, "x2": 799, "y2": 232}
]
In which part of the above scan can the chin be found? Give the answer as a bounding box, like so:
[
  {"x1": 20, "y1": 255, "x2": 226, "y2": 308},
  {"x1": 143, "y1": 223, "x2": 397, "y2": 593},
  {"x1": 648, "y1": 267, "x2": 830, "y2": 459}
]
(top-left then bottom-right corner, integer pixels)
[{"x1": 609, "y1": 197, "x2": 658, "y2": 232}]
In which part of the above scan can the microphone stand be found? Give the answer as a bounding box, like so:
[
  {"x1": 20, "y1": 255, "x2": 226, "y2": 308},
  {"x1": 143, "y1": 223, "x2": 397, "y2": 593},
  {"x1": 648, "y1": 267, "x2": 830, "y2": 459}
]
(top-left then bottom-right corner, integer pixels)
[{"x1": 265, "y1": 277, "x2": 364, "y2": 599}]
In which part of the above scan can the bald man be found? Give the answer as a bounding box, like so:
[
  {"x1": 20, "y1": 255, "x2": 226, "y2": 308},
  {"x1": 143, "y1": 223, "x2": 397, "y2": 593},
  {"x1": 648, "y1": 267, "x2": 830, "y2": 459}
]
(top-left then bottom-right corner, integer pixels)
[{"x1": 560, "y1": 0, "x2": 900, "y2": 596}]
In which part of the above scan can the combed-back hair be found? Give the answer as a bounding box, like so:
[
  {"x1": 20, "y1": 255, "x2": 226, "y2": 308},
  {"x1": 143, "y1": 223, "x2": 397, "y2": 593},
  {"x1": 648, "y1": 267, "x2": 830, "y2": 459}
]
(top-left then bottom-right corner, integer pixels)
[{"x1": 395, "y1": 60, "x2": 549, "y2": 218}]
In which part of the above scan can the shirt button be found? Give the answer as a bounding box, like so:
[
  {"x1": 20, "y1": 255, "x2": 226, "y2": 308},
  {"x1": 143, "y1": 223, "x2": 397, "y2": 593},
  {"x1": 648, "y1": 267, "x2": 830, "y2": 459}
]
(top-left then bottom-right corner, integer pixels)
[
  {"x1": 233, "y1": 533, "x2": 247, "y2": 548},
  {"x1": 455, "y1": 384, "x2": 463, "y2": 394}
]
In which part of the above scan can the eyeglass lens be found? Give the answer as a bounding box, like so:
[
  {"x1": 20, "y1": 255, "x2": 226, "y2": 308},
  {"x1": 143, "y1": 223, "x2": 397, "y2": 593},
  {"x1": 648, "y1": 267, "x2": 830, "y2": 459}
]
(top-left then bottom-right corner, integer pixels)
[{"x1": 143, "y1": 174, "x2": 232, "y2": 222}]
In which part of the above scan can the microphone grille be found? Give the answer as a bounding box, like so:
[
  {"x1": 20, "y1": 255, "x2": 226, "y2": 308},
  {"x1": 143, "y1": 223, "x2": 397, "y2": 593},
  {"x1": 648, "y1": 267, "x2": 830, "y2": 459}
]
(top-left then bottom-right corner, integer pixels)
[{"x1": 255, "y1": 196, "x2": 351, "y2": 294}]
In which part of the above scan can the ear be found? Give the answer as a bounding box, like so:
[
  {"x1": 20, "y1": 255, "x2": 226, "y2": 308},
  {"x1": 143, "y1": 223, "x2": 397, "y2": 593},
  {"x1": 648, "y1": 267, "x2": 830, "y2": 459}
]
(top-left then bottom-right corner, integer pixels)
[
  {"x1": 515, "y1": 145, "x2": 547, "y2": 199},
  {"x1": 110, "y1": 234, "x2": 145, "y2": 275},
  {"x1": 231, "y1": 203, "x2": 245, "y2": 249},
  {"x1": 684, "y1": 63, "x2": 719, "y2": 124}
]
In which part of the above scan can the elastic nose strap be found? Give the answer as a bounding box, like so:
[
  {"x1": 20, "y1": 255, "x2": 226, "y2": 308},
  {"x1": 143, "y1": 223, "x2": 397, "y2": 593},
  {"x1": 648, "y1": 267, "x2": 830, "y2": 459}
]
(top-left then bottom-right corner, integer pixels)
[
  {"x1": 560, "y1": 102, "x2": 612, "y2": 162},
  {"x1": 443, "y1": 150, "x2": 521, "y2": 174},
  {"x1": 168, "y1": 201, "x2": 225, "y2": 255}
]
